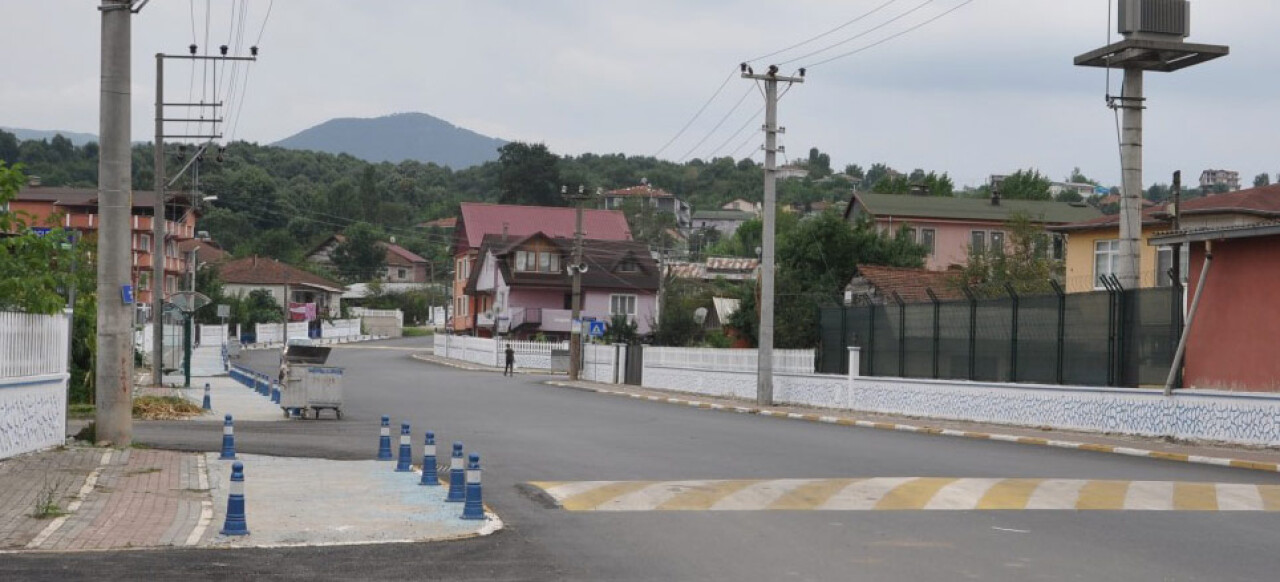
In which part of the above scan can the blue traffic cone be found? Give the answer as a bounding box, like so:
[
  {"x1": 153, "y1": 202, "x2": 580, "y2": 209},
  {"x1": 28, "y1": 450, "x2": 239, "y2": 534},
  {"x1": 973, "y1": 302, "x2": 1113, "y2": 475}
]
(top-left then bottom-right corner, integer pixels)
[
  {"x1": 395, "y1": 422, "x2": 413, "y2": 472},
  {"x1": 462, "y1": 453, "x2": 484, "y2": 520},
  {"x1": 446, "y1": 442, "x2": 466, "y2": 502},
  {"x1": 202, "y1": 382, "x2": 212, "y2": 411},
  {"x1": 376, "y1": 416, "x2": 393, "y2": 460},
  {"x1": 219, "y1": 461, "x2": 250, "y2": 536},
  {"x1": 419, "y1": 431, "x2": 439, "y2": 486},
  {"x1": 219, "y1": 414, "x2": 236, "y2": 460}
]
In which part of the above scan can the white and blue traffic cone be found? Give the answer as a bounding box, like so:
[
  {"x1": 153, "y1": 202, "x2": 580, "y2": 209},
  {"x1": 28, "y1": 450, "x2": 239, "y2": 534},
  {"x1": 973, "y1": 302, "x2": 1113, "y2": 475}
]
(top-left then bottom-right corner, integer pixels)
[
  {"x1": 219, "y1": 461, "x2": 250, "y2": 536},
  {"x1": 395, "y1": 422, "x2": 413, "y2": 472},
  {"x1": 419, "y1": 431, "x2": 439, "y2": 486},
  {"x1": 202, "y1": 382, "x2": 212, "y2": 411},
  {"x1": 462, "y1": 453, "x2": 484, "y2": 520},
  {"x1": 376, "y1": 416, "x2": 393, "y2": 460},
  {"x1": 219, "y1": 414, "x2": 236, "y2": 460},
  {"x1": 446, "y1": 442, "x2": 466, "y2": 502}
]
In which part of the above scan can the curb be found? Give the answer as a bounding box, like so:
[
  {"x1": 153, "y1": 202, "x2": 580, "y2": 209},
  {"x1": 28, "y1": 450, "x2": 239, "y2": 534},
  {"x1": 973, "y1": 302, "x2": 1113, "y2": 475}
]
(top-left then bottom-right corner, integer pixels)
[
  {"x1": 410, "y1": 353, "x2": 561, "y2": 376},
  {"x1": 546, "y1": 381, "x2": 1280, "y2": 475}
]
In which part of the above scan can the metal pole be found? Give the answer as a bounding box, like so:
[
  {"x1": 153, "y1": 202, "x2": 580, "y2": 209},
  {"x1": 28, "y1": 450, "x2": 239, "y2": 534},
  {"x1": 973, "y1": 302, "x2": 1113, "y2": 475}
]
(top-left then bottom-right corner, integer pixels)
[
  {"x1": 926, "y1": 288, "x2": 940, "y2": 379},
  {"x1": 1005, "y1": 283, "x2": 1019, "y2": 382},
  {"x1": 962, "y1": 287, "x2": 977, "y2": 381},
  {"x1": 65, "y1": 237, "x2": 77, "y2": 438},
  {"x1": 1116, "y1": 68, "x2": 1144, "y2": 290},
  {"x1": 95, "y1": 0, "x2": 134, "y2": 446},
  {"x1": 1165, "y1": 241, "x2": 1212, "y2": 394},
  {"x1": 183, "y1": 315, "x2": 192, "y2": 388},
  {"x1": 1050, "y1": 280, "x2": 1066, "y2": 385},
  {"x1": 893, "y1": 292, "x2": 906, "y2": 378},
  {"x1": 151, "y1": 53, "x2": 166, "y2": 388}
]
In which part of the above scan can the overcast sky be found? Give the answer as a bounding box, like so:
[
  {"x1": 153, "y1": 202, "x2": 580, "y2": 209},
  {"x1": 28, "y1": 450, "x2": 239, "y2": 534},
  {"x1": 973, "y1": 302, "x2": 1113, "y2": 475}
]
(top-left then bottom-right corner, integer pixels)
[{"x1": 2, "y1": 1, "x2": 1276, "y2": 189}]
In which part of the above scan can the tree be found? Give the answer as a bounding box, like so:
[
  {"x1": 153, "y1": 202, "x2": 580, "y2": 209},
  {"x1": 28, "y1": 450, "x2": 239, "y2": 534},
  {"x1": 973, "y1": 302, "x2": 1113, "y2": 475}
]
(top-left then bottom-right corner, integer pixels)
[
  {"x1": 844, "y1": 164, "x2": 864, "y2": 180},
  {"x1": 1255, "y1": 173, "x2": 1271, "y2": 188},
  {"x1": 358, "y1": 165, "x2": 381, "y2": 222},
  {"x1": 1067, "y1": 167, "x2": 1098, "y2": 185},
  {"x1": 864, "y1": 163, "x2": 896, "y2": 187},
  {"x1": 330, "y1": 222, "x2": 386, "y2": 283},
  {"x1": 619, "y1": 197, "x2": 678, "y2": 252},
  {"x1": 1145, "y1": 183, "x2": 1172, "y2": 203},
  {"x1": 997, "y1": 169, "x2": 1052, "y2": 200},
  {"x1": 602, "y1": 313, "x2": 639, "y2": 345},
  {"x1": 959, "y1": 212, "x2": 1062, "y2": 297},
  {"x1": 806, "y1": 148, "x2": 832, "y2": 179},
  {"x1": 497, "y1": 142, "x2": 562, "y2": 206},
  {"x1": 0, "y1": 161, "x2": 87, "y2": 314}
]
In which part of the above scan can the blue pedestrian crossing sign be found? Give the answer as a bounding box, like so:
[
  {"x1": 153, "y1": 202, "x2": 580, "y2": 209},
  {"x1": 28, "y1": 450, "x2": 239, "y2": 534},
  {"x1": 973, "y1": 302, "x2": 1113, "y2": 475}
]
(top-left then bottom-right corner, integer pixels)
[{"x1": 588, "y1": 320, "x2": 606, "y2": 337}]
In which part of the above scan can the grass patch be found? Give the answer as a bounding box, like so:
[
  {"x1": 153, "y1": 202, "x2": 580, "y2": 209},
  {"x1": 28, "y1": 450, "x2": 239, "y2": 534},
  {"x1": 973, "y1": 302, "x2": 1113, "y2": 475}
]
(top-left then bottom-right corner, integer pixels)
[
  {"x1": 31, "y1": 478, "x2": 67, "y2": 519},
  {"x1": 132, "y1": 396, "x2": 204, "y2": 420},
  {"x1": 68, "y1": 404, "x2": 96, "y2": 419},
  {"x1": 402, "y1": 326, "x2": 435, "y2": 338}
]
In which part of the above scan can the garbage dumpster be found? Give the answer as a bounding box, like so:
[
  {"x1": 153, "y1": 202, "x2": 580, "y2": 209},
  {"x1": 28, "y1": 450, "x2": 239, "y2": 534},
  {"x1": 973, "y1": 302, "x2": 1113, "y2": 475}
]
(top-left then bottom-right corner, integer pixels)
[{"x1": 280, "y1": 344, "x2": 344, "y2": 419}]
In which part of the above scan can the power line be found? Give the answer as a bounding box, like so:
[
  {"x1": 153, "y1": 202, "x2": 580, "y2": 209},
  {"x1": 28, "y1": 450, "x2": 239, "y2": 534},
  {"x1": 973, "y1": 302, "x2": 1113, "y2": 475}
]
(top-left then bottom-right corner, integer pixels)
[
  {"x1": 802, "y1": 0, "x2": 975, "y2": 69},
  {"x1": 706, "y1": 104, "x2": 764, "y2": 160},
  {"x1": 678, "y1": 85, "x2": 754, "y2": 162},
  {"x1": 745, "y1": 0, "x2": 902, "y2": 63},
  {"x1": 651, "y1": 68, "x2": 737, "y2": 158},
  {"x1": 780, "y1": 0, "x2": 936, "y2": 66}
]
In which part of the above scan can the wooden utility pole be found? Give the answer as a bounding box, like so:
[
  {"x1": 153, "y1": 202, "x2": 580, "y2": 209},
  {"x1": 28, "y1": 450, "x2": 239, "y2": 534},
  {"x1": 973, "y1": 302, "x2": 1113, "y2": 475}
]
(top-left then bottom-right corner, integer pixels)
[{"x1": 563, "y1": 185, "x2": 595, "y2": 380}]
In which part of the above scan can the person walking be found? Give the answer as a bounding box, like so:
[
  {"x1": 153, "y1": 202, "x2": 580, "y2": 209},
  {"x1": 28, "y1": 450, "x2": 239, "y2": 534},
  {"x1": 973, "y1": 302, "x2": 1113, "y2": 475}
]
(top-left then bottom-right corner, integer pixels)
[{"x1": 504, "y1": 344, "x2": 515, "y2": 377}]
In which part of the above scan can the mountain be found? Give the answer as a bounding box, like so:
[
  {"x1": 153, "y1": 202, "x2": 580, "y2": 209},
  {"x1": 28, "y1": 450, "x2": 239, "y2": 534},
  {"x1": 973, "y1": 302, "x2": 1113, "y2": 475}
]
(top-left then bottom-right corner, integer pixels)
[
  {"x1": 271, "y1": 112, "x2": 506, "y2": 169},
  {"x1": 2, "y1": 127, "x2": 99, "y2": 146}
]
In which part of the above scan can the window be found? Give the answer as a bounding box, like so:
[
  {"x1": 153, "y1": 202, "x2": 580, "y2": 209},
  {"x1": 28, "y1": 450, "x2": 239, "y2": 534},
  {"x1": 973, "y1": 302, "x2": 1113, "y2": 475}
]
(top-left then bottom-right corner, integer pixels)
[
  {"x1": 1094, "y1": 239, "x2": 1119, "y2": 289},
  {"x1": 515, "y1": 251, "x2": 531, "y2": 272},
  {"x1": 905, "y1": 228, "x2": 917, "y2": 244},
  {"x1": 1052, "y1": 234, "x2": 1064, "y2": 261},
  {"x1": 990, "y1": 231, "x2": 1005, "y2": 254},
  {"x1": 920, "y1": 229, "x2": 935, "y2": 254},
  {"x1": 138, "y1": 271, "x2": 150, "y2": 291},
  {"x1": 970, "y1": 231, "x2": 986, "y2": 254},
  {"x1": 139, "y1": 233, "x2": 152, "y2": 250},
  {"x1": 456, "y1": 258, "x2": 471, "y2": 281},
  {"x1": 1156, "y1": 246, "x2": 1190, "y2": 287},
  {"x1": 610, "y1": 294, "x2": 637, "y2": 317},
  {"x1": 517, "y1": 249, "x2": 560, "y2": 273},
  {"x1": 618, "y1": 259, "x2": 638, "y2": 273},
  {"x1": 397, "y1": 268, "x2": 407, "y2": 279}
]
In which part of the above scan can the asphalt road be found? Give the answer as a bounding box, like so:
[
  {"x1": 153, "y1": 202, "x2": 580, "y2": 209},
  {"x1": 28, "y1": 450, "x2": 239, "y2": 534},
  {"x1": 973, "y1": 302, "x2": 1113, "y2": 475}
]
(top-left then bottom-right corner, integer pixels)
[{"x1": 8, "y1": 336, "x2": 1280, "y2": 581}]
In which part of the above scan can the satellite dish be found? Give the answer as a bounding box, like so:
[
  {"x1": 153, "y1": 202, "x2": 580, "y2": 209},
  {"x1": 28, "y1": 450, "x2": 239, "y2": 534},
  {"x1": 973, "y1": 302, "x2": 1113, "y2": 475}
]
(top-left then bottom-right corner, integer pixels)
[
  {"x1": 167, "y1": 291, "x2": 212, "y2": 314},
  {"x1": 694, "y1": 307, "x2": 708, "y2": 325}
]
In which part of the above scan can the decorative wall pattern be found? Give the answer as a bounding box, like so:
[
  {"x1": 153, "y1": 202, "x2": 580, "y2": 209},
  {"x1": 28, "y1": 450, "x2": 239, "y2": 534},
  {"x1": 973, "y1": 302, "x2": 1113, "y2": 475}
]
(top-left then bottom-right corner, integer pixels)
[
  {"x1": 641, "y1": 359, "x2": 1280, "y2": 447},
  {"x1": 0, "y1": 376, "x2": 67, "y2": 459}
]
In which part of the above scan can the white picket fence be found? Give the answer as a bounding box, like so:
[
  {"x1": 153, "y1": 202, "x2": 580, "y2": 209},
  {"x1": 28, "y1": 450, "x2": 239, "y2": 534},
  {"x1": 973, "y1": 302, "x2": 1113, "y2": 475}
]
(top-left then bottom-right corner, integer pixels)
[
  {"x1": 254, "y1": 322, "x2": 310, "y2": 345},
  {"x1": 643, "y1": 347, "x2": 814, "y2": 375},
  {"x1": 1, "y1": 310, "x2": 70, "y2": 459},
  {"x1": 433, "y1": 335, "x2": 569, "y2": 369},
  {"x1": 323, "y1": 319, "x2": 362, "y2": 338}
]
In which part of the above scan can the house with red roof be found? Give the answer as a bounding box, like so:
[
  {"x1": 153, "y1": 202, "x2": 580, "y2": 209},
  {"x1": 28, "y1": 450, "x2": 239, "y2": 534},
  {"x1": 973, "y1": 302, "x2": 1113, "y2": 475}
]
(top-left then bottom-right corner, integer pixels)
[
  {"x1": 220, "y1": 256, "x2": 347, "y2": 320},
  {"x1": 307, "y1": 234, "x2": 432, "y2": 284},
  {"x1": 451, "y1": 202, "x2": 632, "y2": 334},
  {"x1": 845, "y1": 265, "x2": 965, "y2": 305},
  {"x1": 602, "y1": 182, "x2": 692, "y2": 230},
  {"x1": 465, "y1": 232, "x2": 660, "y2": 338},
  {"x1": 1149, "y1": 184, "x2": 1280, "y2": 391}
]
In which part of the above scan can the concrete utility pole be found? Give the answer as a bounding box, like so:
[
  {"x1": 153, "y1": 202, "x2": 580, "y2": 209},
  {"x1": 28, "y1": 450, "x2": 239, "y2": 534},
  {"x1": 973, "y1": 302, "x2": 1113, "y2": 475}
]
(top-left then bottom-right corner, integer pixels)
[
  {"x1": 740, "y1": 64, "x2": 803, "y2": 406},
  {"x1": 96, "y1": 0, "x2": 135, "y2": 445},
  {"x1": 563, "y1": 185, "x2": 594, "y2": 381},
  {"x1": 1075, "y1": 0, "x2": 1226, "y2": 290},
  {"x1": 151, "y1": 45, "x2": 254, "y2": 386}
]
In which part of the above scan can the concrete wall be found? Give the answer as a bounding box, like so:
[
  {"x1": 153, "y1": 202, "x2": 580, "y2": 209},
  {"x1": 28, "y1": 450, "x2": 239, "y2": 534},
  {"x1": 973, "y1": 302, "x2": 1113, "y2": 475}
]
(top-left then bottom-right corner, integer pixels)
[
  {"x1": 639, "y1": 347, "x2": 1280, "y2": 447},
  {"x1": 1185, "y1": 236, "x2": 1280, "y2": 391},
  {"x1": 1, "y1": 311, "x2": 70, "y2": 459},
  {"x1": 362, "y1": 315, "x2": 403, "y2": 338}
]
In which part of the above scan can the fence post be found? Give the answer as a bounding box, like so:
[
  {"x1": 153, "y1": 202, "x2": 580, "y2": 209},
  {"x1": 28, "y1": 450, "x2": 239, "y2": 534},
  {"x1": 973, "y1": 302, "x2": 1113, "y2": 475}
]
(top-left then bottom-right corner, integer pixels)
[
  {"x1": 867, "y1": 302, "x2": 877, "y2": 377},
  {"x1": 926, "y1": 288, "x2": 940, "y2": 380},
  {"x1": 1169, "y1": 267, "x2": 1184, "y2": 389},
  {"x1": 962, "y1": 286, "x2": 977, "y2": 381},
  {"x1": 891, "y1": 292, "x2": 906, "y2": 378},
  {"x1": 1101, "y1": 275, "x2": 1120, "y2": 387},
  {"x1": 1004, "y1": 283, "x2": 1019, "y2": 383},
  {"x1": 839, "y1": 305, "x2": 849, "y2": 375},
  {"x1": 1111, "y1": 274, "x2": 1129, "y2": 387},
  {"x1": 1050, "y1": 280, "x2": 1066, "y2": 385}
]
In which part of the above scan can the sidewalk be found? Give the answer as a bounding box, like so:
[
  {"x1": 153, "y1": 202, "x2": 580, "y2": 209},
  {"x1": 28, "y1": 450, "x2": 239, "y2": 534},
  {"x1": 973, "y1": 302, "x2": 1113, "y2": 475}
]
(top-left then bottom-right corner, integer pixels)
[
  {"x1": 548, "y1": 379, "x2": 1280, "y2": 473},
  {"x1": 0, "y1": 446, "x2": 499, "y2": 552}
]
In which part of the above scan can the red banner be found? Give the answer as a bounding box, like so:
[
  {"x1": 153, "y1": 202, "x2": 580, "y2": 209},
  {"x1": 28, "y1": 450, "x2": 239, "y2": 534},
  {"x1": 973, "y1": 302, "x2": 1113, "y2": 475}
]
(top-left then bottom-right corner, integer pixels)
[{"x1": 289, "y1": 302, "x2": 317, "y2": 321}]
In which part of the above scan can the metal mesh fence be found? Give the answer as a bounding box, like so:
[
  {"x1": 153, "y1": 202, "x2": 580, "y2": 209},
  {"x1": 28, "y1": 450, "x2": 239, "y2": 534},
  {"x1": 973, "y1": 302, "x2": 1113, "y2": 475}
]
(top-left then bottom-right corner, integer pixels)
[{"x1": 817, "y1": 285, "x2": 1182, "y2": 388}]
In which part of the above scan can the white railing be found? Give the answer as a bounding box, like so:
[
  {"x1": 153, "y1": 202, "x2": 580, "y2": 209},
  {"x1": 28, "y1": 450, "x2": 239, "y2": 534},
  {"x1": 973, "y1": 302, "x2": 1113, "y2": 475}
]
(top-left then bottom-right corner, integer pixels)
[
  {"x1": 434, "y1": 335, "x2": 569, "y2": 369},
  {"x1": 322, "y1": 318, "x2": 362, "y2": 339},
  {"x1": 643, "y1": 347, "x2": 814, "y2": 375},
  {"x1": 351, "y1": 307, "x2": 403, "y2": 325},
  {"x1": 0, "y1": 311, "x2": 69, "y2": 378},
  {"x1": 255, "y1": 322, "x2": 310, "y2": 345}
]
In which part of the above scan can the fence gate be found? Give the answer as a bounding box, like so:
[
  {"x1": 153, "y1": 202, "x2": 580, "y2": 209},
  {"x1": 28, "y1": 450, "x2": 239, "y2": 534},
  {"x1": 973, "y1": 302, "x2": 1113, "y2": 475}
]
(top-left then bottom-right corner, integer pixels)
[{"x1": 624, "y1": 344, "x2": 644, "y2": 385}]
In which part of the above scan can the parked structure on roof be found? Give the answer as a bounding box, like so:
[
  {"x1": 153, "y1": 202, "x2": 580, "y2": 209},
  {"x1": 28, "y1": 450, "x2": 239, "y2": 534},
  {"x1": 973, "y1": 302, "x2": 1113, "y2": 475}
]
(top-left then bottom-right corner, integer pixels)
[
  {"x1": 844, "y1": 192, "x2": 1101, "y2": 272},
  {"x1": 450, "y1": 202, "x2": 632, "y2": 334},
  {"x1": 601, "y1": 181, "x2": 692, "y2": 230},
  {"x1": 464, "y1": 232, "x2": 660, "y2": 338},
  {"x1": 1149, "y1": 183, "x2": 1280, "y2": 391}
]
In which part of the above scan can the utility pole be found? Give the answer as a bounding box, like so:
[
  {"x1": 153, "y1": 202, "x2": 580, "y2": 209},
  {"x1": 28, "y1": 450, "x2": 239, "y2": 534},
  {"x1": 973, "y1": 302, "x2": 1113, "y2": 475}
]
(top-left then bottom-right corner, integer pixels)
[
  {"x1": 1075, "y1": 0, "x2": 1226, "y2": 291},
  {"x1": 563, "y1": 185, "x2": 595, "y2": 381},
  {"x1": 151, "y1": 44, "x2": 255, "y2": 387},
  {"x1": 96, "y1": 0, "x2": 135, "y2": 445},
  {"x1": 740, "y1": 63, "x2": 803, "y2": 406}
]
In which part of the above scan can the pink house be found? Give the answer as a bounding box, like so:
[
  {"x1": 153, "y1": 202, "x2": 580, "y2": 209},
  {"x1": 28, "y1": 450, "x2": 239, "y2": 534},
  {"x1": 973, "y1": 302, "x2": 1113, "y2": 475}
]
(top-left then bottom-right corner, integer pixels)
[
  {"x1": 844, "y1": 192, "x2": 1102, "y2": 271},
  {"x1": 466, "y1": 232, "x2": 660, "y2": 339}
]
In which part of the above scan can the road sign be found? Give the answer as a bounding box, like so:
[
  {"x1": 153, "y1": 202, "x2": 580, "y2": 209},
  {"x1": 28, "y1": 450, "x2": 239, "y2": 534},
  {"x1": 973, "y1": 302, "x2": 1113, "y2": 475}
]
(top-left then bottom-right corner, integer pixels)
[
  {"x1": 31, "y1": 227, "x2": 51, "y2": 236},
  {"x1": 571, "y1": 319, "x2": 582, "y2": 334},
  {"x1": 121, "y1": 285, "x2": 134, "y2": 305},
  {"x1": 217, "y1": 304, "x2": 230, "y2": 318},
  {"x1": 588, "y1": 320, "x2": 606, "y2": 338}
]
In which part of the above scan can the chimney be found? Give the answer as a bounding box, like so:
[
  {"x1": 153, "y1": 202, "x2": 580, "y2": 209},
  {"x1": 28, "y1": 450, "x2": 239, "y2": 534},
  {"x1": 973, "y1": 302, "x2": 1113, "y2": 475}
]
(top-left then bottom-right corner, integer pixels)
[
  {"x1": 502, "y1": 222, "x2": 509, "y2": 242},
  {"x1": 991, "y1": 190, "x2": 1001, "y2": 206},
  {"x1": 253, "y1": 254, "x2": 258, "y2": 267}
]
